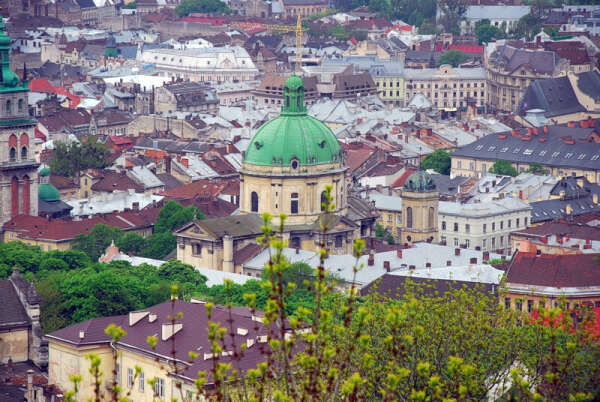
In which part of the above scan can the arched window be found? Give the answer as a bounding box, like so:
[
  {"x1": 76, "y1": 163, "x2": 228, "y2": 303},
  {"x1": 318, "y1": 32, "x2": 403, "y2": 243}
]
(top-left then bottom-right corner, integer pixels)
[
  {"x1": 9, "y1": 147, "x2": 16, "y2": 162},
  {"x1": 21, "y1": 146, "x2": 27, "y2": 159},
  {"x1": 6, "y1": 100, "x2": 11, "y2": 114},
  {"x1": 320, "y1": 191, "x2": 327, "y2": 211},
  {"x1": 290, "y1": 192, "x2": 298, "y2": 214},
  {"x1": 428, "y1": 207, "x2": 435, "y2": 229},
  {"x1": 406, "y1": 207, "x2": 413, "y2": 228},
  {"x1": 251, "y1": 191, "x2": 259, "y2": 212}
]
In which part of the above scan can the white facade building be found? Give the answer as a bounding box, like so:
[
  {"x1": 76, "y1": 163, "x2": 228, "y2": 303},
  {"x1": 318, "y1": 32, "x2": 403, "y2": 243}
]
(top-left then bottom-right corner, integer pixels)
[
  {"x1": 137, "y1": 46, "x2": 259, "y2": 83},
  {"x1": 438, "y1": 198, "x2": 532, "y2": 255}
]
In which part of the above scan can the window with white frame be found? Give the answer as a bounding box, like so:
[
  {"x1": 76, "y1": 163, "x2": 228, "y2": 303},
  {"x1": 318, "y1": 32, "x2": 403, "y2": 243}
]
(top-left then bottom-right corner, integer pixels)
[{"x1": 155, "y1": 378, "x2": 165, "y2": 398}]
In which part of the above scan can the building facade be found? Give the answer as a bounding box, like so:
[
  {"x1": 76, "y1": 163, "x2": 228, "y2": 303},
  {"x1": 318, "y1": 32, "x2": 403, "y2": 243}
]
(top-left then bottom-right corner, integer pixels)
[
  {"x1": 438, "y1": 198, "x2": 532, "y2": 255},
  {"x1": 137, "y1": 46, "x2": 259, "y2": 83},
  {"x1": 399, "y1": 170, "x2": 439, "y2": 245},
  {"x1": 252, "y1": 73, "x2": 319, "y2": 107},
  {"x1": 403, "y1": 65, "x2": 487, "y2": 111},
  {"x1": 154, "y1": 82, "x2": 219, "y2": 114},
  {"x1": 0, "y1": 19, "x2": 39, "y2": 227},
  {"x1": 485, "y1": 42, "x2": 568, "y2": 113}
]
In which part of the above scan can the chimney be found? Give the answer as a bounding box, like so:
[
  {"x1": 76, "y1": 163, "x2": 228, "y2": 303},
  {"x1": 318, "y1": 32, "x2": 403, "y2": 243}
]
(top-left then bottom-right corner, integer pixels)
[
  {"x1": 567, "y1": 121, "x2": 575, "y2": 128},
  {"x1": 405, "y1": 134, "x2": 408, "y2": 144},
  {"x1": 519, "y1": 190, "x2": 523, "y2": 200},
  {"x1": 396, "y1": 249, "x2": 402, "y2": 258},
  {"x1": 469, "y1": 257, "x2": 477, "y2": 264},
  {"x1": 409, "y1": 265, "x2": 415, "y2": 270},
  {"x1": 527, "y1": 127, "x2": 533, "y2": 135},
  {"x1": 425, "y1": 262, "x2": 431, "y2": 268},
  {"x1": 455, "y1": 248, "x2": 460, "y2": 256},
  {"x1": 533, "y1": 127, "x2": 538, "y2": 135},
  {"x1": 483, "y1": 251, "x2": 489, "y2": 262},
  {"x1": 27, "y1": 369, "x2": 33, "y2": 402},
  {"x1": 384, "y1": 261, "x2": 390, "y2": 272},
  {"x1": 367, "y1": 251, "x2": 374, "y2": 266},
  {"x1": 540, "y1": 235, "x2": 548, "y2": 244}
]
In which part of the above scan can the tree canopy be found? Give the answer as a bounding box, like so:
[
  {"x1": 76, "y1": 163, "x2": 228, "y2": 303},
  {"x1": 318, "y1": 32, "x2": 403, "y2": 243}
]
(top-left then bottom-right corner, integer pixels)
[
  {"x1": 438, "y1": 49, "x2": 470, "y2": 67},
  {"x1": 489, "y1": 159, "x2": 518, "y2": 177},
  {"x1": 174, "y1": 0, "x2": 230, "y2": 16},
  {"x1": 474, "y1": 19, "x2": 506, "y2": 44},
  {"x1": 421, "y1": 149, "x2": 451, "y2": 175},
  {"x1": 49, "y1": 137, "x2": 111, "y2": 177}
]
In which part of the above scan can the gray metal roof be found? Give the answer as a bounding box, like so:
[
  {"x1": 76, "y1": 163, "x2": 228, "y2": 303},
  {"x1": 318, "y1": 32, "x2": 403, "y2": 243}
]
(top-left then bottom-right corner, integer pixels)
[{"x1": 452, "y1": 124, "x2": 600, "y2": 170}]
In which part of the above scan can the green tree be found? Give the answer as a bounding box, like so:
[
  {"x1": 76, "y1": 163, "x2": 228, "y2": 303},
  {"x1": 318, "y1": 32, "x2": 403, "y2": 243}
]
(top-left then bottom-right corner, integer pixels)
[
  {"x1": 154, "y1": 201, "x2": 197, "y2": 234},
  {"x1": 115, "y1": 232, "x2": 146, "y2": 255},
  {"x1": 437, "y1": 0, "x2": 469, "y2": 34},
  {"x1": 140, "y1": 232, "x2": 177, "y2": 259},
  {"x1": 438, "y1": 49, "x2": 470, "y2": 67},
  {"x1": 474, "y1": 19, "x2": 505, "y2": 44},
  {"x1": 419, "y1": 21, "x2": 440, "y2": 35},
  {"x1": 49, "y1": 137, "x2": 111, "y2": 177},
  {"x1": 72, "y1": 224, "x2": 123, "y2": 261},
  {"x1": 158, "y1": 260, "x2": 207, "y2": 287},
  {"x1": 375, "y1": 222, "x2": 386, "y2": 238},
  {"x1": 174, "y1": 0, "x2": 230, "y2": 17},
  {"x1": 386, "y1": 233, "x2": 395, "y2": 244},
  {"x1": 368, "y1": 0, "x2": 391, "y2": 16},
  {"x1": 526, "y1": 162, "x2": 549, "y2": 174},
  {"x1": 421, "y1": 149, "x2": 451, "y2": 175},
  {"x1": 514, "y1": 13, "x2": 542, "y2": 40},
  {"x1": 489, "y1": 159, "x2": 518, "y2": 176}
]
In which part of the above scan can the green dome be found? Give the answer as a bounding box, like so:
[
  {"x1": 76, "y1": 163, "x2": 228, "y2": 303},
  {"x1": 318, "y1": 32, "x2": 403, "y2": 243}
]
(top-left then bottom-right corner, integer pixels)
[
  {"x1": 404, "y1": 170, "x2": 436, "y2": 192},
  {"x1": 39, "y1": 167, "x2": 51, "y2": 177},
  {"x1": 243, "y1": 75, "x2": 341, "y2": 166},
  {"x1": 39, "y1": 184, "x2": 60, "y2": 202}
]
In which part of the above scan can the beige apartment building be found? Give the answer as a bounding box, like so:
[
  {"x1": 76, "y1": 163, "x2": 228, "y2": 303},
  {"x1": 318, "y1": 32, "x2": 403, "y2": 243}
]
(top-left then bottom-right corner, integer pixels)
[
  {"x1": 485, "y1": 42, "x2": 568, "y2": 113},
  {"x1": 403, "y1": 65, "x2": 487, "y2": 111}
]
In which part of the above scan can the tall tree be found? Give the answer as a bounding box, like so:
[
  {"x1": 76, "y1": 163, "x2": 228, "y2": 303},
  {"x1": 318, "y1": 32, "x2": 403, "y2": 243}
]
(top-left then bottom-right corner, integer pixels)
[
  {"x1": 438, "y1": 0, "x2": 469, "y2": 34},
  {"x1": 438, "y1": 49, "x2": 470, "y2": 67},
  {"x1": 489, "y1": 159, "x2": 518, "y2": 177},
  {"x1": 421, "y1": 150, "x2": 451, "y2": 175},
  {"x1": 48, "y1": 137, "x2": 111, "y2": 177}
]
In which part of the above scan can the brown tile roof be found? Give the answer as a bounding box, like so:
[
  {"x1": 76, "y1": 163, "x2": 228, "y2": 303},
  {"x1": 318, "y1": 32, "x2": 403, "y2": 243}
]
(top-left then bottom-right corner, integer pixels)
[
  {"x1": 506, "y1": 252, "x2": 600, "y2": 288},
  {"x1": 342, "y1": 142, "x2": 377, "y2": 174},
  {"x1": 177, "y1": 194, "x2": 238, "y2": 219},
  {"x1": 90, "y1": 170, "x2": 144, "y2": 193},
  {"x1": 45, "y1": 300, "x2": 279, "y2": 383},
  {"x1": 512, "y1": 220, "x2": 600, "y2": 241},
  {"x1": 50, "y1": 174, "x2": 78, "y2": 190},
  {"x1": 233, "y1": 243, "x2": 264, "y2": 266}
]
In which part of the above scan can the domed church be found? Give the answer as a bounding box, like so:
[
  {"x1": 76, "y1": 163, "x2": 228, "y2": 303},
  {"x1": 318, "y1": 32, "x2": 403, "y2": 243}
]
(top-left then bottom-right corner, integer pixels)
[
  {"x1": 399, "y1": 170, "x2": 439, "y2": 245},
  {"x1": 240, "y1": 75, "x2": 347, "y2": 225},
  {"x1": 175, "y1": 76, "x2": 378, "y2": 273}
]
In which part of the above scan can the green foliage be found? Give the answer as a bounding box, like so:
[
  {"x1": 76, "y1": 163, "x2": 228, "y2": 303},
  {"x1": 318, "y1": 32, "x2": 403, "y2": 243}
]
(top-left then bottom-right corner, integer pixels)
[
  {"x1": 48, "y1": 137, "x2": 111, "y2": 177},
  {"x1": 155, "y1": 200, "x2": 197, "y2": 234},
  {"x1": 122, "y1": 0, "x2": 136, "y2": 8},
  {"x1": 421, "y1": 149, "x2": 451, "y2": 175},
  {"x1": 474, "y1": 18, "x2": 506, "y2": 44},
  {"x1": 72, "y1": 224, "x2": 123, "y2": 262},
  {"x1": 437, "y1": 0, "x2": 469, "y2": 34},
  {"x1": 174, "y1": 0, "x2": 230, "y2": 17},
  {"x1": 386, "y1": 233, "x2": 395, "y2": 244},
  {"x1": 527, "y1": 162, "x2": 549, "y2": 175},
  {"x1": 489, "y1": 159, "x2": 518, "y2": 177},
  {"x1": 418, "y1": 21, "x2": 440, "y2": 35},
  {"x1": 514, "y1": 13, "x2": 542, "y2": 40},
  {"x1": 438, "y1": 49, "x2": 470, "y2": 67},
  {"x1": 375, "y1": 222, "x2": 386, "y2": 238},
  {"x1": 115, "y1": 232, "x2": 146, "y2": 255}
]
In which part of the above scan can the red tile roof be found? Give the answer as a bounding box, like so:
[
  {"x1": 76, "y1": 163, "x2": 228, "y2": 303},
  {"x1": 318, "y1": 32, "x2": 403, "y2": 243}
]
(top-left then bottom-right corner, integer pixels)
[
  {"x1": 512, "y1": 220, "x2": 600, "y2": 241},
  {"x1": 90, "y1": 170, "x2": 143, "y2": 193},
  {"x1": 342, "y1": 142, "x2": 377, "y2": 174},
  {"x1": 507, "y1": 252, "x2": 600, "y2": 288},
  {"x1": 2, "y1": 207, "x2": 160, "y2": 242},
  {"x1": 160, "y1": 179, "x2": 229, "y2": 199},
  {"x1": 28, "y1": 78, "x2": 81, "y2": 108},
  {"x1": 391, "y1": 168, "x2": 416, "y2": 188}
]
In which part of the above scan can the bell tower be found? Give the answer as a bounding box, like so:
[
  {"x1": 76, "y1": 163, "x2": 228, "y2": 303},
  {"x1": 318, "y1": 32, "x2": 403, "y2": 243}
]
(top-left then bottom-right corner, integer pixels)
[{"x1": 0, "y1": 13, "x2": 39, "y2": 226}]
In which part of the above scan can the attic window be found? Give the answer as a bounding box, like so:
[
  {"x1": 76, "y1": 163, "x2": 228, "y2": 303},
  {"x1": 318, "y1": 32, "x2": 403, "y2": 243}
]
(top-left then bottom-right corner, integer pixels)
[
  {"x1": 291, "y1": 158, "x2": 299, "y2": 169},
  {"x1": 487, "y1": 146, "x2": 495, "y2": 152},
  {"x1": 523, "y1": 149, "x2": 533, "y2": 155},
  {"x1": 500, "y1": 147, "x2": 508, "y2": 152},
  {"x1": 539, "y1": 150, "x2": 547, "y2": 156},
  {"x1": 318, "y1": 140, "x2": 326, "y2": 148},
  {"x1": 564, "y1": 153, "x2": 573, "y2": 159},
  {"x1": 577, "y1": 153, "x2": 586, "y2": 160},
  {"x1": 592, "y1": 154, "x2": 600, "y2": 161},
  {"x1": 512, "y1": 148, "x2": 521, "y2": 154},
  {"x1": 552, "y1": 152, "x2": 560, "y2": 158}
]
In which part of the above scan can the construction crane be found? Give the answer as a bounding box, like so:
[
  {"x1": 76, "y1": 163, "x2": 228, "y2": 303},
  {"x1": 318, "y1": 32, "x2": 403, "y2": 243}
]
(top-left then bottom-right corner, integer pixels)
[{"x1": 232, "y1": 15, "x2": 306, "y2": 73}]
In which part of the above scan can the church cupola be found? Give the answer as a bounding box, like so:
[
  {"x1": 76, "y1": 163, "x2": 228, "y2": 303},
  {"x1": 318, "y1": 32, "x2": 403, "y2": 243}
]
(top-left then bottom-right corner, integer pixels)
[{"x1": 282, "y1": 75, "x2": 306, "y2": 115}]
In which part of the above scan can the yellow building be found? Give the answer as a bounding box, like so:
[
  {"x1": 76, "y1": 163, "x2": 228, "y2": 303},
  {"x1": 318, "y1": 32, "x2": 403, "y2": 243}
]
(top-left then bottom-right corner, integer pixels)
[
  {"x1": 46, "y1": 300, "x2": 283, "y2": 401},
  {"x1": 399, "y1": 170, "x2": 439, "y2": 245}
]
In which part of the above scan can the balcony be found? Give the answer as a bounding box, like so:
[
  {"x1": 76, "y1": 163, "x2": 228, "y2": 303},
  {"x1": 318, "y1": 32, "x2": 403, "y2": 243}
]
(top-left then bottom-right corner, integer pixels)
[{"x1": 0, "y1": 159, "x2": 39, "y2": 171}]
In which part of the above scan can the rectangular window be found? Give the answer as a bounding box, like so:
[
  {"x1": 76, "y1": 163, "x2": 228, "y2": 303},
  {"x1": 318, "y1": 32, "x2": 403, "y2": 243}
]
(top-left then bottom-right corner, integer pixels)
[
  {"x1": 516, "y1": 218, "x2": 520, "y2": 227},
  {"x1": 397, "y1": 215, "x2": 402, "y2": 224},
  {"x1": 441, "y1": 235, "x2": 446, "y2": 244},
  {"x1": 500, "y1": 235, "x2": 504, "y2": 246},
  {"x1": 116, "y1": 364, "x2": 120, "y2": 385},
  {"x1": 453, "y1": 223, "x2": 458, "y2": 232},
  {"x1": 492, "y1": 237, "x2": 496, "y2": 249},
  {"x1": 454, "y1": 237, "x2": 459, "y2": 247},
  {"x1": 155, "y1": 378, "x2": 165, "y2": 398},
  {"x1": 483, "y1": 224, "x2": 486, "y2": 233},
  {"x1": 193, "y1": 243, "x2": 202, "y2": 255},
  {"x1": 442, "y1": 221, "x2": 446, "y2": 230},
  {"x1": 505, "y1": 298, "x2": 511, "y2": 309},
  {"x1": 527, "y1": 300, "x2": 534, "y2": 313},
  {"x1": 524, "y1": 217, "x2": 528, "y2": 227},
  {"x1": 492, "y1": 222, "x2": 495, "y2": 231},
  {"x1": 127, "y1": 368, "x2": 134, "y2": 388},
  {"x1": 508, "y1": 219, "x2": 511, "y2": 228},
  {"x1": 388, "y1": 214, "x2": 393, "y2": 222},
  {"x1": 516, "y1": 300, "x2": 522, "y2": 311},
  {"x1": 335, "y1": 235, "x2": 343, "y2": 248},
  {"x1": 482, "y1": 238, "x2": 487, "y2": 249},
  {"x1": 291, "y1": 200, "x2": 298, "y2": 214},
  {"x1": 465, "y1": 239, "x2": 470, "y2": 248},
  {"x1": 465, "y1": 224, "x2": 470, "y2": 233},
  {"x1": 139, "y1": 372, "x2": 145, "y2": 392}
]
